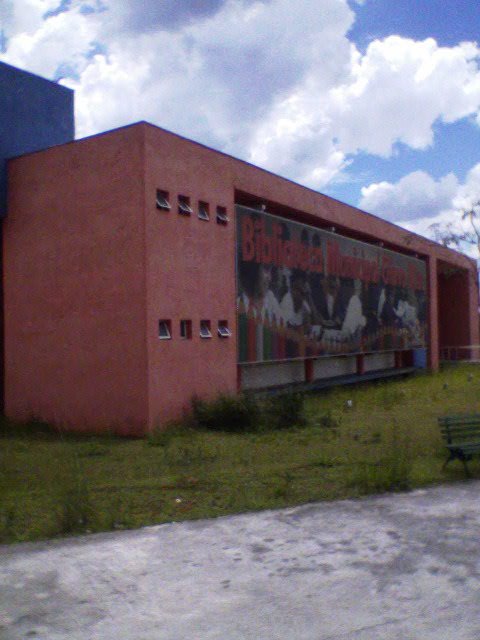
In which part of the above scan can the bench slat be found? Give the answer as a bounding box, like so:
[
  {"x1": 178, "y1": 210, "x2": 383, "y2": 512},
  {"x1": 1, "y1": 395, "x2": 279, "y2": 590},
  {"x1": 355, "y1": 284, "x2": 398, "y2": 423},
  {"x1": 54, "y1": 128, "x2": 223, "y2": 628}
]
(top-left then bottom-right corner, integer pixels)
[
  {"x1": 438, "y1": 413, "x2": 480, "y2": 422},
  {"x1": 440, "y1": 420, "x2": 480, "y2": 426},
  {"x1": 440, "y1": 426, "x2": 480, "y2": 434},
  {"x1": 447, "y1": 442, "x2": 480, "y2": 452},
  {"x1": 440, "y1": 420, "x2": 480, "y2": 424},
  {"x1": 439, "y1": 419, "x2": 480, "y2": 427},
  {"x1": 441, "y1": 431, "x2": 480, "y2": 441},
  {"x1": 438, "y1": 414, "x2": 480, "y2": 476}
]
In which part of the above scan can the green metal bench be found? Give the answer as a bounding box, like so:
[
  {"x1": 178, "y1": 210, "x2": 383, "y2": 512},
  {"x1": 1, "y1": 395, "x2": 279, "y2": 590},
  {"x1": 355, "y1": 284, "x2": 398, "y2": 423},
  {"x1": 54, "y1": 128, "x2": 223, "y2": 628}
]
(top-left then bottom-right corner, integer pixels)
[{"x1": 439, "y1": 414, "x2": 480, "y2": 477}]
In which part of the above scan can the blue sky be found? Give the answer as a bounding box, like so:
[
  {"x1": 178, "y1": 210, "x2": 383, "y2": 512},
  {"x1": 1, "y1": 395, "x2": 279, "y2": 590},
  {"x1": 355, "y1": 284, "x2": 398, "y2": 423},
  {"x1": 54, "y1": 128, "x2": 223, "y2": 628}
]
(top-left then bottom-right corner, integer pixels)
[
  {"x1": 1, "y1": 0, "x2": 480, "y2": 247},
  {"x1": 330, "y1": 0, "x2": 480, "y2": 210},
  {"x1": 349, "y1": 0, "x2": 480, "y2": 49}
]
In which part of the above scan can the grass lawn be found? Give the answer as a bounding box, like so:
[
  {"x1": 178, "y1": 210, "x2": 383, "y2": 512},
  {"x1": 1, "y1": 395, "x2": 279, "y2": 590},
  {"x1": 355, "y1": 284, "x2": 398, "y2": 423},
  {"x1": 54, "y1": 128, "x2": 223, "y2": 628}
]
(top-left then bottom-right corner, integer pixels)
[{"x1": 1, "y1": 364, "x2": 480, "y2": 544}]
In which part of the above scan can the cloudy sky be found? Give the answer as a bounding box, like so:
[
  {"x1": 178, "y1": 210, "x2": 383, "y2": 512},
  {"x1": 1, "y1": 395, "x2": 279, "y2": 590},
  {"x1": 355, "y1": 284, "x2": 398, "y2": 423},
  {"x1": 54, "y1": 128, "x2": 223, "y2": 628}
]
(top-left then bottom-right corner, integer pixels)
[{"x1": 1, "y1": 0, "x2": 480, "y2": 247}]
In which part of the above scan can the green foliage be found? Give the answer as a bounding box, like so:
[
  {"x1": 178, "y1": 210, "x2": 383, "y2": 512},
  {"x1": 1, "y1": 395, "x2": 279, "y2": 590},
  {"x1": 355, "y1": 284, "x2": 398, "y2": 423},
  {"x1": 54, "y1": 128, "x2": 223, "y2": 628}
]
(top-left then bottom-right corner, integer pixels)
[
  {"x1": 349, "y1": 460, "x2": 410, "y2": 494},
  {"x1": 315, "y1": 409, "x2": 340, "y2": 430},
  {"x1": 348, "y1": 421, "x2": 412, "y2": 494},
  {"x1": 191, "y1": 393, "x2": 262, "y2": 433},
  {"x1": 2, "y1": 365, "x2": 480, "y2": 544},
  {"x1": 272, "y1": 470, "x2": 294, "y2": 499},
  {"x1": 147, "y1": 422, "x2": 190, "y2": 447},
  {"x1": 264, "y1": 392, "x2": 305, "y2": 430},
  {"x1": 190, "y1": 391, "x2": 305, "y2": 433},
  {"x1": 57, "y1": 476, "x2": 95, "y2": 535},
  {"x1": 0, "y1": 415, "x2": 60, "y2": 438},
  {"x1": 78, "y1": 443, "x2": 110, "y2": 458},
  {"x1": 0, "y1": 505, "x2": 16, "y2": 542},
  {"x1": 378, "y1": 384, "x2": 407, "y2": 410}
]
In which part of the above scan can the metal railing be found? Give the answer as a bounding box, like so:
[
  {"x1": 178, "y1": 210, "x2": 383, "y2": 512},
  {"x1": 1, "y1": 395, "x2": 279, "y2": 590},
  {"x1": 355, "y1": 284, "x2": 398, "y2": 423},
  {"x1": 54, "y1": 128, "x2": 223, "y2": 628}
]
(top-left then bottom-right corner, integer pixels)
[{"x1": 440, "y1": 345, "x2": 480, "y2": 362}]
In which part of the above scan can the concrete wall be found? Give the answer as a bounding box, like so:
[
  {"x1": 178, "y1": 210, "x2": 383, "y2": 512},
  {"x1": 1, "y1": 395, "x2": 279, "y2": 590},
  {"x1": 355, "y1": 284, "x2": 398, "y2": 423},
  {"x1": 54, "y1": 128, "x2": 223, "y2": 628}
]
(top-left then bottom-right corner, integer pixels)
[
  {"x1": 4, "y1": 127, "x2": 148, "y2": 434},
  {"x1": 240, "y1": 352, "x2": 396, "y2": 390},
  {"x1": 144, "y1": 125, "x2": 238, "y2": 428},
  {"x1": 364, "y1": 352, "x2": 395, "y2": 372},
  {"x1": 0, "y1": 62, "x2": 74, "y2": 217},
  {"x1": 313, "y1": 356, "x2": 357, "y2": 379},
  {"x1": 241, "y1": 361, "x2": 305, "y2": 389}
]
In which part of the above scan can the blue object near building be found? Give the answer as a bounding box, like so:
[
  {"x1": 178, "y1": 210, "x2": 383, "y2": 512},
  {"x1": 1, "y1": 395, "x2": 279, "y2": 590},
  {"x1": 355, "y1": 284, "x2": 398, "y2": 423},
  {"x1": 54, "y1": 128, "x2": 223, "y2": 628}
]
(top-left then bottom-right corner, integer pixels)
[
  {"x1": 0, "y1": 61, "x2": 74, "y2": 217},
  {"x1": 413, "y1": 348, "x2": 427, "y2": 368}
]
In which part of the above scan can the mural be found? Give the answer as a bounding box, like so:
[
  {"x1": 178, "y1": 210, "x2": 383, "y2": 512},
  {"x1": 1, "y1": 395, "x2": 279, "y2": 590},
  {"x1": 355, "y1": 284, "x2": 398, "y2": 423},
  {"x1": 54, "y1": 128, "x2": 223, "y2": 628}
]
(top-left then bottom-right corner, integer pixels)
[{"x1": 236, "y1": 205, "x2": 427, "y2": 363}]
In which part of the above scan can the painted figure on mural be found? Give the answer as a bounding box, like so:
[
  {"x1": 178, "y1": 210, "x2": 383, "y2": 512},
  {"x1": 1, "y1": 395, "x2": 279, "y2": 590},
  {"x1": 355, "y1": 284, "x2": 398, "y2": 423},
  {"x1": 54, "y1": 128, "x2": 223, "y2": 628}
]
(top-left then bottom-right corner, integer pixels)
[
  {"x1": 238, "y1": 261, "x2": 283, "y2": 324},
  {"x1": 395, "y1": 289, "x2": 417, "y2": 326},
  {"x1": 280, "y1": 269, "x2": 313, "y2": 332},
  {"x1": 341, "y1": 278, "x2": 367, "y2": 339},
  {"x1": 380, "y1": 286, "x2": 397, "y2": 328},
  {"x1": 236, "y1": 207, "x2": 429, "y2": 363},
  {"x1": 395, "y1": 288, "x2": 421, "y2": 341},
  {"x1": 315, "y1": 275, "x2": 345, "y2": 330}
]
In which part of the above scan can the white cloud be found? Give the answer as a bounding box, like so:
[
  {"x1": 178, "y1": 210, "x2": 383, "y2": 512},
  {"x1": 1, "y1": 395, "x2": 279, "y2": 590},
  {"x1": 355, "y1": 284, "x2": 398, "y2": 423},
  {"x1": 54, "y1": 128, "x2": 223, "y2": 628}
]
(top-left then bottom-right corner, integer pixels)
[
  {"x1": 1, "y1": 0, "x2": 480, "y2": 191},
  {"x1": 452, "y1": 162, "x2": 480, "y2": 212},
  {"x1": 359, "y1": 170, "x2": 459, "y2": 221},
  {"x1": 359, "y1": 163, "x2": 480, "y2": 253},
  {"x1": 1, "y1": 1, "x2": 101, "y2": 78},
  {"x1": 331, "y1": 37, "x2": 480, "y2": 156},
  {"x1": 1, "y1": 0, "x2": 60, "y2": 38},
  {"x1": 248, "y1": 36, "x2": 480, "y2": 188},
  {"x1": 105, "y1": 0, "x2": 227, "y2": 33},
  {"x1": 67, "y1": 0, "x2": 356, "y2": 148},
  {"x1": 5, "y1": 10, "x2": 98, "y2": 78}
]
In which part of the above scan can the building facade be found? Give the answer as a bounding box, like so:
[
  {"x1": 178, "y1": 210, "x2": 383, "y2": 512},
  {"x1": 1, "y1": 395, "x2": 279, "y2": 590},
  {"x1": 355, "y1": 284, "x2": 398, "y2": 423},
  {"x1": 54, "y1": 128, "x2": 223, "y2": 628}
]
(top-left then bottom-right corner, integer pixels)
[{"x1": 3, "y1": 67, "x2": 479, "y2": 435}]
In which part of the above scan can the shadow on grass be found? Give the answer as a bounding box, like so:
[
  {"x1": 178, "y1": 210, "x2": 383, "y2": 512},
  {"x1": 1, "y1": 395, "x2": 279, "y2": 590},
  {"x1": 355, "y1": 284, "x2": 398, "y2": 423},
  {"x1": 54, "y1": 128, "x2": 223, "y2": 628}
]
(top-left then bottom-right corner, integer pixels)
[{"x1": 0, "y1": 416, "x2": 135, "y2": 444}]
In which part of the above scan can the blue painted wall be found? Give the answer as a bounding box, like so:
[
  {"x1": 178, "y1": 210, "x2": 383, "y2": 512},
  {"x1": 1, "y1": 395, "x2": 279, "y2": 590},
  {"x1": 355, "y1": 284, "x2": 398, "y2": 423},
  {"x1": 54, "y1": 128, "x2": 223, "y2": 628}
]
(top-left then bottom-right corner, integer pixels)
[{"x1": 0, "y1": 62, "x2": 74, "y2": 217}]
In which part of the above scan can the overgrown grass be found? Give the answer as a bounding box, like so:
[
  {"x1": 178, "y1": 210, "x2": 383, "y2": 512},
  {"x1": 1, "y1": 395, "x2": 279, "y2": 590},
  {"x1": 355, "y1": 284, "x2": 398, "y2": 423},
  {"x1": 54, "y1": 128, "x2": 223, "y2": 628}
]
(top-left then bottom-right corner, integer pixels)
[
  {"x1": 189, "y1": 390, "x2": 305, "y2": 433},
  {"x1": 1, "y1": 364, "x2": 480, "y2": 544}
]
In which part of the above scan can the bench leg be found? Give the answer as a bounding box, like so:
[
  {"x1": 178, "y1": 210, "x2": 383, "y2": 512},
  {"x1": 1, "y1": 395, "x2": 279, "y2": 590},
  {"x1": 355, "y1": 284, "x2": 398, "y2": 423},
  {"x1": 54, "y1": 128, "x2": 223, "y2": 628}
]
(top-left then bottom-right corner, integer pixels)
[
  {"x1": 442, "y1": 454, "x2": 454, "y2": 472},
  {"x1": 443, "y1": 453, "x2": 471, "y2": 477},
  {"x1": 461, "y1": 455, "x2": 472, "y2": 479}
]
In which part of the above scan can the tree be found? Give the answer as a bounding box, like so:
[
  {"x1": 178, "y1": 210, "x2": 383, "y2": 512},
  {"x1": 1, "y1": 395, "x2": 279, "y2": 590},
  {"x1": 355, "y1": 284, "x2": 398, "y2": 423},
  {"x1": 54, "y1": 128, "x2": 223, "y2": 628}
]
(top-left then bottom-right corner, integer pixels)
[{"x1": 429, "y1": 201, "x2": 480, "y2": 258}]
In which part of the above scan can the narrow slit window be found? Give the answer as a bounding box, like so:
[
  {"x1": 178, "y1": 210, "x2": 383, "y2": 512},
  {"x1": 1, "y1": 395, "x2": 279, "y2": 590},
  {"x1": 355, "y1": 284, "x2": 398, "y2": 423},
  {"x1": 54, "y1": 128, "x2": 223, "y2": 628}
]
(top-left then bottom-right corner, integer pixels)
[
  {"x1": 180, "y1": 319, "x2": 192, "y2": 340},
  {"x1": 199, "y1": 320, "x2": 212, "y2": 339},
  {"x1": 218, "y1": 320, "x2": 231, "y2": 338},
  {"x1": 198, "y1": 201, "x2": 210, "y2": 221},
  {"x1": 216, "y1": 206, "x2": 229, "y2": 224},
  {"x1": 156, "y1": 190, "x2": 171, "y2": 210},
  {"x1": 158, "y1": 319, "x2": 172, "y2": 340},
  {"x1": 178, "y1": 195, "x2": 193, "y2": 216}
]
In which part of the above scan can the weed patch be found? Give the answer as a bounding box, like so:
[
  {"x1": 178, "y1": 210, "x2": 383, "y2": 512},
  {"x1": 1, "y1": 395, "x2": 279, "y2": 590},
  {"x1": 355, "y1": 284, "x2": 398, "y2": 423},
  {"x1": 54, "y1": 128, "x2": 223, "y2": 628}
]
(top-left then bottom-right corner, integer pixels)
[
  {"x1": 272, "y1": 470, "x2": 295, "y2": 499},
  {"x1": 264, "y1": 392, "x2": 306, "y2": 430},
  {"x1": 314, "y1": 409, "x2": 341, "y2": 430},
  {"x1": 147, "y1": 423, "x2": 191, "y2": 447},
  {"x1": 192, "y1": 393, "x2": 262, "y2": 433},
  {"x1": 56, "y1": 476, "x2": 95, "y2": 535},
  {"x1": 0, "y1": 504, "x2": 16, "y2": 542},
  {"x1": 190, "y1": 391, "x2": 305, "y2": 434},
  {"x1": 347, "y1": 420, "x2": 412, "y2": 494},
  {"x1": 2, "y1": 365, "x2": 480, "y2": 543}
]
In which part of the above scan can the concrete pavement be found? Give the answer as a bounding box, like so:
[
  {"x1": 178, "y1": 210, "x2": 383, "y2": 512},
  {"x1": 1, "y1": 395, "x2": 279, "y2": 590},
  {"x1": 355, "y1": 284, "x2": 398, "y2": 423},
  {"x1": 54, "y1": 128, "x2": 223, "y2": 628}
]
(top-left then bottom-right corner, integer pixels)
[{"x1": 2, "y1": 481, "x2": 480, "y2": 639}]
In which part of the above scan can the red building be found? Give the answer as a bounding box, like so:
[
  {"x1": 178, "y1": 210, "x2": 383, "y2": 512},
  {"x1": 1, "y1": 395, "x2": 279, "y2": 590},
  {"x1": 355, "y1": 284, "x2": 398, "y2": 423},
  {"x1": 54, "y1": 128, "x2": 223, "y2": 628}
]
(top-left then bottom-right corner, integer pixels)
[{"x1": 4, "y1": 106, "x2": 479, "y2": 436}]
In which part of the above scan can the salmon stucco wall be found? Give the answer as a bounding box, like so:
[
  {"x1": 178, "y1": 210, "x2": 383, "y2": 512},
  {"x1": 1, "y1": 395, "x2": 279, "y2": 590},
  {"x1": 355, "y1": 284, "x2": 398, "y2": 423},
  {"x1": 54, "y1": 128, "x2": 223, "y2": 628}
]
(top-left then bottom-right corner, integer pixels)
[
  {"x1": 143, "y1": 125, "x2": 238, "y2": 429},
  {"x1": 3, "y1": 121, "x2": 479, "y2": 435},
  {"x1": 140, "y1": 123, "x2": 478, "y2": 428},
  {"x1": 4, "y1": 126, "x2": 149, "y2": 435}
]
